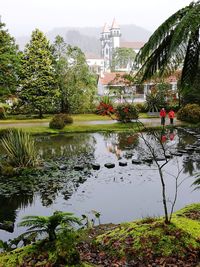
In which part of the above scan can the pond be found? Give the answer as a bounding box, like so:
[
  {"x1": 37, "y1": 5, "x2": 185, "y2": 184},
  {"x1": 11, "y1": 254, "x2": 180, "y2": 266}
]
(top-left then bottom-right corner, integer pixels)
[{"x1": 0, "y1": 127, "x2": 200, "y2": 241}]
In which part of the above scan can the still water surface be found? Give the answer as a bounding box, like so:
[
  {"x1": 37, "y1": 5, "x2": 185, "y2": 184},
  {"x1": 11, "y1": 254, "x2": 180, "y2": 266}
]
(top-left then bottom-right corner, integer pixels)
[{"x1": 0, "y1": 128, "x2": 200, "y2": 241}]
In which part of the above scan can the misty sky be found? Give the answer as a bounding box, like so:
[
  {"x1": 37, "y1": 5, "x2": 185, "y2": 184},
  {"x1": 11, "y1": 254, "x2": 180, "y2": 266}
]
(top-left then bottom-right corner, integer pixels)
[{"x1": 1, "y1": 0, "x2": 194, "y2": 37}]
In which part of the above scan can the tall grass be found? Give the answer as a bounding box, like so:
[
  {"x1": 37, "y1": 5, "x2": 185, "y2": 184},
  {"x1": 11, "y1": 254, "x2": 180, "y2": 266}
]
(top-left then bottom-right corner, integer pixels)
[{"x1": 1, "y1": 129, "x2": 38, "y2": 167}]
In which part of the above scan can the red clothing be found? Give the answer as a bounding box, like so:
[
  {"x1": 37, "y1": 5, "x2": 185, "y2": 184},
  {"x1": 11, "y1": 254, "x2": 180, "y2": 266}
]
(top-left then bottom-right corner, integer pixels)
[
  {"x1": 168, "y1": 110, "x2": 175, "y2": 119},
  {"x1": 160, "y1": 109, "x2": 166, "y2": 118},
  {"x1": 161, "y1": 135, "x2": 167, "y2": 143}
]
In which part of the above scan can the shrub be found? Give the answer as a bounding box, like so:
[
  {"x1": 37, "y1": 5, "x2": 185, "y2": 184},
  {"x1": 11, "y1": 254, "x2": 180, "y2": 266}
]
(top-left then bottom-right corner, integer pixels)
[
  {"x1": 96, "y1": 101, "x2": 115, "y2": 116},
  {"x1": 96, "y1": 96, "x2": 115, "y2": 116},
  {"x1": 135, "y1": 102, "x2": 148, "y2": 113},
  {"x1": 1, "y1": 129, "x2": 38, "y2": 168},
  {"x1": 49, "y1": 114, "x2": 73, "y2": 129},
  {"x1": 0, "y1": 107, "x2": 6, "y2": 119},
  {"x1": 177, "y1": 104, "x2": 200, "y2": 123},
  {"x1": 59, "y1": 113, "x2": 73, "y2": 124},
  {"x1": 115, "y1": 103, "x2": 138, "y2": 122}
]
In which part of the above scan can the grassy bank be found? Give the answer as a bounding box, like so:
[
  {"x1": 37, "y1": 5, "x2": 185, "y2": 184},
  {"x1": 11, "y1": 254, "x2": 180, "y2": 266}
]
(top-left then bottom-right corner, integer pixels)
[{"x1": 0, "y1": 204, "x2": 199, "y2": 266}]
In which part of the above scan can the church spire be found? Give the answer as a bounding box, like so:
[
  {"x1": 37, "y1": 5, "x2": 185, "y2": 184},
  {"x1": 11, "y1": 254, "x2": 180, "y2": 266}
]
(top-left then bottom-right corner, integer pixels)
[
  {"x1": 102, "y1": 23, "x2": 110, "y2": 33},
  {"x1": 111, "y1": 18, "x2": 119, "y2": 29}
]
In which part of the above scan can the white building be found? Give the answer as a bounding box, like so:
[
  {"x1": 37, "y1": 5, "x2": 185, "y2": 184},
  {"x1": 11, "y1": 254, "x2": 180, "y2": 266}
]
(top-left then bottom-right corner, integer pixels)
[{"x1": 100, "y1": 19, "x2": 121, "y2": 72}]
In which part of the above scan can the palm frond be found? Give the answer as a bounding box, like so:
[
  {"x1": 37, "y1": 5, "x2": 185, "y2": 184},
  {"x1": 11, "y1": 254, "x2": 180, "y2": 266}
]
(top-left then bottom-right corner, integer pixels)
[
  {"x1": 136, "y1": 4, "x2": 190, "y2": 64},
  {"x1": 181, "y1": 29, "x2": 200, "y2": 86},
  {"x1": 137, "y1": 32, "x2": 174, "y2": 82}
]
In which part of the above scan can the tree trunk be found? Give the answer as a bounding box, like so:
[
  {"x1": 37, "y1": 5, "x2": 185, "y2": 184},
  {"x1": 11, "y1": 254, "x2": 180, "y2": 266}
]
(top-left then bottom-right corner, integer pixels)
[{"x1": 158, "y1": 167, "x2": 169, "y2": 224}]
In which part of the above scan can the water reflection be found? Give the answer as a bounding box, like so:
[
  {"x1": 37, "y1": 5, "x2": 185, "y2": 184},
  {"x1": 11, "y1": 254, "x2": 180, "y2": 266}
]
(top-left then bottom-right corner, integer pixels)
[
  {"x1": 0, "y1": 129, "x2": 199, "y2": 240},
  {"x1": 103, "y1": 132, "x2": 139, "y2": 159},
  {"x1": 36, "y1": 134, "x2": 96, "y2": 159},
  {"x1": 0, "y1": 193, "x2": 33, "y2": 232}
]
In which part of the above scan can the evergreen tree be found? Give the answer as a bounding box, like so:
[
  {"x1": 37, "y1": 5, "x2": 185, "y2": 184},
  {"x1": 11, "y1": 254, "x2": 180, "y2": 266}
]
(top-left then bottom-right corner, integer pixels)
[
  {"x1": 0, "y1": 20, "x2": 21, "y2": 100},
  {"x1": 19, "y1": 29, "x2": 58, "y2": 118},
  {"x1": 52, "y1": 37, "x2": 96, "y2": 113}
]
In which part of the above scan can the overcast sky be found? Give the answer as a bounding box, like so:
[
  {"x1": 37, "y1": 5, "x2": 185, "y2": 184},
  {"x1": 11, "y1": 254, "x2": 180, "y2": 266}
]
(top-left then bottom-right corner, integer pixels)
[{"x1": 1, "y1": 0, "x2": 194, "y2": 37}]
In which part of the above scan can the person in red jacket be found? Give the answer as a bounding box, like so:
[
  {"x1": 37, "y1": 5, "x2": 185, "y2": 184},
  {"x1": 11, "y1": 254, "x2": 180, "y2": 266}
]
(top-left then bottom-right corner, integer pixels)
[
  {"x1": 168, "y1": 109, "x2": 175, "y2": 125},
  {"x1": 160, "y1": 108, "x2": 166, "y2": 126}
]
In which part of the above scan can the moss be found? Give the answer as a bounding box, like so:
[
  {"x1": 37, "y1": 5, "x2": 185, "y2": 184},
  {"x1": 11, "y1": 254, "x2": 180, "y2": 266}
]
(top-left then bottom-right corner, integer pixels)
[{"x1": 95, "y1": 210, "x2": 200, "y2": 262}]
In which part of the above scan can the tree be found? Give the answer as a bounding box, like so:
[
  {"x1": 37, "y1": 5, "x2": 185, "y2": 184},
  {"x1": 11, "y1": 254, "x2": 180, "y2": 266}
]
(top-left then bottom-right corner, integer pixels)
[
  {"x1": 111, "y1": 47, "x2": 136, "y2": 71},
  {"x1": 0, "y1": 20, "x2": 21, "y2": 100},
  {"x1": 137, "y1": 122, "x2": 183, "y2": 224},
  {"x1": 18, "y1": 211, "x2": 81, "y2": 242},
  {"x1": 135, "y1": 1, "x2": 200, "y2": 89},
  {"x1": 52, "y1": 37, "x2": 96, "y2": 113},
  {"x1": 19, "y1": 29, "x2": 58, "y2": 118}
]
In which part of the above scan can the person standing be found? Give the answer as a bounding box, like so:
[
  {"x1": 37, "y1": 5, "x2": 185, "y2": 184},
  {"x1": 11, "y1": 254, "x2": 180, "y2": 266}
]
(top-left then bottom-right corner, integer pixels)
[
  {"x1": 160, "y1": 108, "x2": 166, "y2": 126},
  {"x1": 168, "y1": 109, "x2": 175, "y2": 125}
]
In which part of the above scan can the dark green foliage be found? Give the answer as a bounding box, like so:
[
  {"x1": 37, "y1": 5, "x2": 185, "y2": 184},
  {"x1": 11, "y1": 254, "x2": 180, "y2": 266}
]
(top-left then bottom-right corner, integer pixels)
[
  {"x1": 52, "y1": 36, "x2": 96, "y2": 114},
  {"x1": 49, "y1": 113, "x2": 73, "y2": 129},
  {"x1": 59, "y1": 113, "x2": 73, "y2": 124},
  {"x1": 111, "y1": 47, "x2": 136, "y2": 71},
  {"x1": 0, "y1": 107, "x2": 6, "y2": 119},
  {"x1": 115, "y1": 103, "x2": 138, "y2": 122},
  {"x1": 146, "y1": 88, "x2": 166, "y2": 112},
  {"x1": 1, "y1": 129, "x2": 38, "y2": 167},
  {"x1": 18, "y1": 211, "x2": 81, "y2": 242},
  {"x1": 134, "y1": 102, "x2": 148, "y2": 113},
  {"x1": 0, "y1": 21, "x2": 21, "y2": 100},
  {"x1": 49, "y1": 115, "x2": 65, "y2": 129},
  {"x1": 136, "y1": 1, "x2": 200, "y2": 88},
  {"x1": 19, "y1": 29, "x2": 58, "y2": 118},
  {"x1": 177, "y1": 103, "x2": 200, "y2": 123}
]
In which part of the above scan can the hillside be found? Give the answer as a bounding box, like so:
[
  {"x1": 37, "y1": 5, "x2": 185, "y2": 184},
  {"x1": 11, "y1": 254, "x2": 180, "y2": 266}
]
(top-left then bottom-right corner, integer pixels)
[{"x1": 16, "y1": 24, "x2": 151, "y2": 56}]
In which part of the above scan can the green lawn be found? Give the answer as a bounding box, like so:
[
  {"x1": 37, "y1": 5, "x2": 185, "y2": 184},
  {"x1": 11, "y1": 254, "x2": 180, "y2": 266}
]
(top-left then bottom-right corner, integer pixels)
[
  {"x1": 1, "y1": 113, "x2": 159, "y2": 124},
  {"x1": 13, "y1": 122, "x2": 139, "y2": 134}
]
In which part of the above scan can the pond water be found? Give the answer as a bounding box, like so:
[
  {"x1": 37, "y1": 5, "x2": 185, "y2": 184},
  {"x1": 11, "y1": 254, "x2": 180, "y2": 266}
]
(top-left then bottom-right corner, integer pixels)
[{"x1": 0, "y1": 128, "x2": 200, "y2": 241}]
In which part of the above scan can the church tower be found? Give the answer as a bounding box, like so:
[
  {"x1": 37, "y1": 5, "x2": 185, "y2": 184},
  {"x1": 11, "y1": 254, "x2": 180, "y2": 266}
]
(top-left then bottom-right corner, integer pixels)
[
  {"x1": 100, "y1": 19, "x2": 121, "y2": 72},
  {"x1": 100, "y1": 23, "x2": 111, "y2": 71},
  {"x1": 110, "y1": 18, "x2": 121, "y2": 51}
]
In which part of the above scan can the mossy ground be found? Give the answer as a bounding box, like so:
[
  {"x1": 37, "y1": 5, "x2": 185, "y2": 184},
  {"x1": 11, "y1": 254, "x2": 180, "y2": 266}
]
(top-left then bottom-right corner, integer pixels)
[
  {"x1": 0, "y1": 204, "x2": 200, "y2": 266},
  {"x1": 80, "y1": 204, "x2": 200, "y2": 266}
]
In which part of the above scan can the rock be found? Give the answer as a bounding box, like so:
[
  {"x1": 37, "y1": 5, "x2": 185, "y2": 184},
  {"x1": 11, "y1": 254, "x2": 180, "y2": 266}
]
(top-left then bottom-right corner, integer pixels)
[
  {"x1": 132, "y1": 159, "x2": 142, "y2": 164},
  {"x1": 0, "y1": 221, "x2": 14, "y2": 233},
  {"x1": 119, "y1": 161, "x2": 127, "y2": 167},
  {"x1": 74, "y1": 165, "x2": 84, "y2": 171},
  {"x1": 104, "y1": 163, "x2": 115, "y2": 168},
  {"x1": 143, "y1": 157, "x2": 153, "y2": 163},
  {"x1": 92, "y1": 163, "x2": 100, "y2": 170}
]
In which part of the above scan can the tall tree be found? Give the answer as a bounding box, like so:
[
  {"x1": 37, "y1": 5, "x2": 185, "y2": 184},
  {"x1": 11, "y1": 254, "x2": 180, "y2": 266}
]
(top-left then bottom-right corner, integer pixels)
[
  {"x1": 135, "y1": 1, "x2": 200, "y2": 89},
  {"x1": 19, "y1": 29, "x2": 57, "y2": 118},
  {"x1": 111, "y1": 47, "x2": 136, "y2": 71},
  {"x1": 0, "y1": 20, "x2": 21, "y2": 100},
  {"x1": 52, "y1": 37, "x2": 96, "y2": 113}
]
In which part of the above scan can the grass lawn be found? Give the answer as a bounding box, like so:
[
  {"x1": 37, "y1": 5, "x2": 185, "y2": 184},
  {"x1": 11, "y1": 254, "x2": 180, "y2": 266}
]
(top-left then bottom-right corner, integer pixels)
[
  {"x1": 13, "y1": 122, "x2": 139, "y2": 134},
  {"x1": 0, "y1": 113, "x2": 159, "y2": 124}
]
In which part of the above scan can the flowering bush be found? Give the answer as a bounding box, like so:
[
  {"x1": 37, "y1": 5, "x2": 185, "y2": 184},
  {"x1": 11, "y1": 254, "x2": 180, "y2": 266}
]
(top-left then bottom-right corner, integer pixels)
[
  {"x1": 115, "y1": 103, "x2": 138, "y2": 122},
  {"x1": 96, "y1": 101, "x2": 115, "y2": 116}
]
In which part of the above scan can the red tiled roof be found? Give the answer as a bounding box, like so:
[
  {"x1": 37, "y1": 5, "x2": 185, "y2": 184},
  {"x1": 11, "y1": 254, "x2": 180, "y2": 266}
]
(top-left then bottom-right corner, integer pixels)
[
  {"x1": 99, "y1": 72, "x2": 127, "y2": 85},
  {"x1": 121, "y1": 41, "x2": 145, "y2": 49}
]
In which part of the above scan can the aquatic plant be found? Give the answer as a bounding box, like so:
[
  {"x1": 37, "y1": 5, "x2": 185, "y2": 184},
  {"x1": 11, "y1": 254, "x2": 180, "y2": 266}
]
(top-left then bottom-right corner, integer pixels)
[{"x1": 1, "y1": 129, "x2": 38, "y2": 168}]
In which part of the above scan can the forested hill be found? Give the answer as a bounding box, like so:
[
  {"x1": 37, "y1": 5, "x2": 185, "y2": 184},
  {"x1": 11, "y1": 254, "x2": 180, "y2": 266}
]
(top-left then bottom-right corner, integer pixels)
[{"x1": 16, "y1": 24, "x2": 151, "y2": 55}]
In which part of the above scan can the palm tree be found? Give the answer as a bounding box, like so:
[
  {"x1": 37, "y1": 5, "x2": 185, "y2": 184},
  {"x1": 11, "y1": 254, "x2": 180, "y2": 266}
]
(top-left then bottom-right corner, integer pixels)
[
  {"x1": 18, "y1": 211, "x2": 81, "y2": 242},
  {"x1": 135, "y1": 1, "x2": 200, "y2": 88}
]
